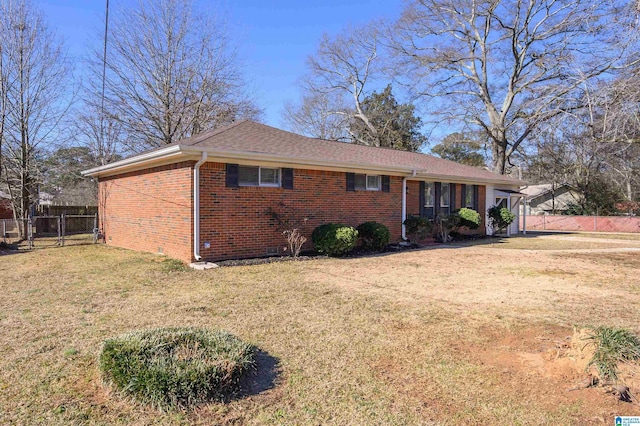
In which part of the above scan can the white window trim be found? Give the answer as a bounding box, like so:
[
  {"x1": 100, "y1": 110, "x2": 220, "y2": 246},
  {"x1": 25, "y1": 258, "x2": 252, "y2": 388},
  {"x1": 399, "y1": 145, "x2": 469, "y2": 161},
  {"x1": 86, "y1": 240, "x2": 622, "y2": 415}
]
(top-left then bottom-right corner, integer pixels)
[
  {"x1": 239, "y1": 166, "x2": 281, "y2": 187},
  {"x1": 424, "y1": 182, "x2": 434, "y2": 207},
  {"x1": 465, "y1": 186, "x2": 474, "y2": 208},
  {"x1": 440, "y1": 183, "x2": 450, "y2": 208},
  {"x1": 258, "y1": 167, "x2": 281, "y2": 187},
  {"x1": 355, "y1": 173, "x2": 381, "y2": 191},
  {"x1": 366, "y1": 175, "x2": 381, "y2": 191}
]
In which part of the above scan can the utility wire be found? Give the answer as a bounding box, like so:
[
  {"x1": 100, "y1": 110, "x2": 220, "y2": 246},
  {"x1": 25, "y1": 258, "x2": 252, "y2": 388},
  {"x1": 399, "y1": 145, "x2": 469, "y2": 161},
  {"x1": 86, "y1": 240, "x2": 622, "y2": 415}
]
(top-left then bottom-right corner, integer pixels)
[{"x1": 99, "y1": 0, "x2": 110, "y2": 165}]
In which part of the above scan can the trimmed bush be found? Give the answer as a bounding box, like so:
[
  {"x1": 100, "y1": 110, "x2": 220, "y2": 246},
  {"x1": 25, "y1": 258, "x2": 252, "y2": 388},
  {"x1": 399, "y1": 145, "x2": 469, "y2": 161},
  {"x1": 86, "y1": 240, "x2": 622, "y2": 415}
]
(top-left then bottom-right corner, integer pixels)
[
  {"x1": 312, "y1": 223, "x2": 358, "y2": 256},
  {"x1": 456, "y1": 208, "x2": 481, "y2": 229},
  {"x1": 487, "y1": 205, "x2": 516, "y2": 232},
  {"x1": 100, "y1": 327, "x2": 255, "y2": 409},
  {"x1": 403, "y1": 215, "x2": 432, "y2": 242},
  {"x1": 356, "y1": 221, "x2": 391, "y2": 251}
]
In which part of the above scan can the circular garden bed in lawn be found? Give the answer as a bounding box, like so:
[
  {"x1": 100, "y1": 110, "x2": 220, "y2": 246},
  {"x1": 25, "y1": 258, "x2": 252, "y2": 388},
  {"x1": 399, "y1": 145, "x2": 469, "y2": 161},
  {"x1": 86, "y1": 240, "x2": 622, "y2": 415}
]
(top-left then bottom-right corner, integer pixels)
[{"x1": 99, "y1": 327, "x2": 255, "y2": 410}]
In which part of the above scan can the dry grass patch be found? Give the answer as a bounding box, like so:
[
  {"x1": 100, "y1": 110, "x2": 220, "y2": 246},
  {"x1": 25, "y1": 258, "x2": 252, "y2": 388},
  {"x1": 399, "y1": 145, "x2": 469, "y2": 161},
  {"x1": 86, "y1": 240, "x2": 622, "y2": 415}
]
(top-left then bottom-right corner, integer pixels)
[
  {"x1": 1, "y1": 237, "x2": 640, "y2": 424},
  {"x1": 461, "y1": 235, "x2": 640, "y2": 250}
]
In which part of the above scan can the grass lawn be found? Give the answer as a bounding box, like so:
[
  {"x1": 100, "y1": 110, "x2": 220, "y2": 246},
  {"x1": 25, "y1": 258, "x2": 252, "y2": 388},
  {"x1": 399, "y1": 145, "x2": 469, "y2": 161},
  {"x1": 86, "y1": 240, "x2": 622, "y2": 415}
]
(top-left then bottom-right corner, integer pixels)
[{"x1": 1, "y1": 234, "x2": 640, "y2": 425}]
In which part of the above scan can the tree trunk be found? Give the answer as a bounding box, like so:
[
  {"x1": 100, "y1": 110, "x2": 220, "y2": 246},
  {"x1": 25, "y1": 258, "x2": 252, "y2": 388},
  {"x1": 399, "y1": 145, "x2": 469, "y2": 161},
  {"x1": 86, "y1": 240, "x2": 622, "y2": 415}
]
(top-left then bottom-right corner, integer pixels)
[{"x1": 492, "y1": 141, "x2": 508, "y2": 175}]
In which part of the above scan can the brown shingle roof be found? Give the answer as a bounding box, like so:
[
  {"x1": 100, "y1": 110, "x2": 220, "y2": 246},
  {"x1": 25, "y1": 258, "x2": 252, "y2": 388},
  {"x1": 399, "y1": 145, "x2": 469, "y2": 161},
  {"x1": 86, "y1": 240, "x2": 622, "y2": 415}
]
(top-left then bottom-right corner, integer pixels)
[
  {"x1": 175, "y1": 120, "x2": 519, "y2": 184},
  {"x1": 85, "y1": 120, "x2": 521, "y2": 185}
]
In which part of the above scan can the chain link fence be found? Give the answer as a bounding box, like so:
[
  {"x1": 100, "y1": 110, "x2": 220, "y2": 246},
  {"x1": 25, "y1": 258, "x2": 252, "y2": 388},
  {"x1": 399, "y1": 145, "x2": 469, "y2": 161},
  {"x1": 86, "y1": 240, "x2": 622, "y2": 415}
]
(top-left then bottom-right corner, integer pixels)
[
  {"x1": 23, "y1": 214, "x2": 99, "y2": 249},
  {"x1": 522, "y1": 214, "x2": 640, "y2": 233},
  {"x1": 1, "y1": 219, "x2": 19, "y2": 243}
]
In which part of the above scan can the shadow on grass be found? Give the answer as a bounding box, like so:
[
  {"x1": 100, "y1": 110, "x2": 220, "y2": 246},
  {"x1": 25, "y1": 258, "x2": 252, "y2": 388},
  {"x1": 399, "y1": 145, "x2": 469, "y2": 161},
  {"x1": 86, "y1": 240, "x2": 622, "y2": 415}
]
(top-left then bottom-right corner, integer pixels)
[
  {"x1": 0, "y1": 241, "x2": 22, "y2": 256},
  {"x1": 234, "y1": 349, "x2": 280, "y2": 400}
]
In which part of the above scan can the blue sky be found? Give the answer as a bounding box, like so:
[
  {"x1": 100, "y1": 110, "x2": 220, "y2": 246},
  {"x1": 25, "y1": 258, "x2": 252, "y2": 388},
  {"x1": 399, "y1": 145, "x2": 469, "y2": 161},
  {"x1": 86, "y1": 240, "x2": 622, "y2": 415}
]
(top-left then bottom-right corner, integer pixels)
[{"x1": 38, "y1": 0, "x2": 404, "y2": 128}]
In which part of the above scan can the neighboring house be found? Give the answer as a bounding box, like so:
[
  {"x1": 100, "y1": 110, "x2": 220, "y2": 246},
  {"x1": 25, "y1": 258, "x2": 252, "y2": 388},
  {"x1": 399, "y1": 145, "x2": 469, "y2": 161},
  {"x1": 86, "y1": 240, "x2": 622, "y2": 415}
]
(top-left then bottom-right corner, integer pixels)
[
  {"x1": 0, "y1": 191, "x2": 12, "y2": 220},
  {"x1": 83, "y1": 121, "x2": 524, "y2": 263},
  {"x1": 520, "y1": 184, "x2": 580, "y2": 215}
]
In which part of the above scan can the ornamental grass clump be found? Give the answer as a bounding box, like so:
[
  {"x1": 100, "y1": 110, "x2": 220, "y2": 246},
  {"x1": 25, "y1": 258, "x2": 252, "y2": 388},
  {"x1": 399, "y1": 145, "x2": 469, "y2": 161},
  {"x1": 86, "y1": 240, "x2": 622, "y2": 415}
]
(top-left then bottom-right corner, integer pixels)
[
  {"x1": 585, "y1": 326, "x2": 640, "y2": 381},
  {"x1": 100, "y1": 327, "x2": 255, "y2": 410}
]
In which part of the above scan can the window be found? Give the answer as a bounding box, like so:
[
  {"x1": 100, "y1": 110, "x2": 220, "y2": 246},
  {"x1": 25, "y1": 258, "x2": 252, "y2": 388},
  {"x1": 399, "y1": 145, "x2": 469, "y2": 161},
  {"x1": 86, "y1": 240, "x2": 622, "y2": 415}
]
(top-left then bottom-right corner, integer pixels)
[
  {"x1": 424, "y1": 182, "x2": 434, "y2": 207},
  {"x1": 354, "y1": 174, "x2": 381, "y2": 191},
  {"x1": 440, "y1": 183, "x2": 450, "y2": 208},
  {"x1": 366, "y1": 175, "x2": 381, "y2": 190},
  {"x1": 465, "y1": 185, "x2": 474, "y2": 208},
  {"x1": 259, "y1": 167, "x2": 280, "y2": 186},
  {"x1": 238, "y1": 166, "x2": 281, "y2": 187}
]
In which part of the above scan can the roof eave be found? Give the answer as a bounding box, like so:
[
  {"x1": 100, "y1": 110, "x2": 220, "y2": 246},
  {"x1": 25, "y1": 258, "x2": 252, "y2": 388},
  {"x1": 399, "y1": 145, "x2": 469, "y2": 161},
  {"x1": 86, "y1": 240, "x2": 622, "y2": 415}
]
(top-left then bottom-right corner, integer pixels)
[
  {"x1": 81, "y1": 145, "x2": 183, "y2": 177},
  {"x1": 83, "y1": 144, "x2": 525, "y2": 186}
]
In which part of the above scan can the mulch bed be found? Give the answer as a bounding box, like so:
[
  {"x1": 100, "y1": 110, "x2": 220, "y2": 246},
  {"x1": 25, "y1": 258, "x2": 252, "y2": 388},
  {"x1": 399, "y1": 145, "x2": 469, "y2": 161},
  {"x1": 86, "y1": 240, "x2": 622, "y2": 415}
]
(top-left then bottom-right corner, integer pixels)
[{"x1": 215, "y1": 242, "x2": 429, "y2": 267}]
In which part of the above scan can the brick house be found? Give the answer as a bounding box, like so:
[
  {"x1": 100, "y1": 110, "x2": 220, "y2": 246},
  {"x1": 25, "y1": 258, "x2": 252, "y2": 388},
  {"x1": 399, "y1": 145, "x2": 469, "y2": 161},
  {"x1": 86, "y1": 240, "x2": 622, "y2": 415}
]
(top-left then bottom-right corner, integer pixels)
[{"x1": 83, "y1": 121, "x2": 523, "y2": 263}]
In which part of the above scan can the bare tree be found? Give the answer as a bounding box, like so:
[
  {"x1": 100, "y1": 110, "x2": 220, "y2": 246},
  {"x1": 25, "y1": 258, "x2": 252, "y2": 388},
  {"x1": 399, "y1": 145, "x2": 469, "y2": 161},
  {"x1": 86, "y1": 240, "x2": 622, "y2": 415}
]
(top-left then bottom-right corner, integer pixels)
[
  {"x1": 285, "y1": 24, "x2": 386, "y2": 145},
  {"x1": 525, "y1": 74, "x2": 640, "y2": 213},
  {"x1": 283, "y1": 92, "x2": 350, "y2": 141},
  {"x1": 391, "y1": 0, "x2": 640, "y2": 174},
  {"x1": 584, "y1": 73, "x2": 640, "y2": 202},
  {"x1": 0, "y1": 0, "x2": 71, "y2": 238},
  {"x1": 76, "y1": 102, "x2": 122, "y2": 166},
  {"x1": 95, "y1": 0, "x2": 260, "y2": 153}
]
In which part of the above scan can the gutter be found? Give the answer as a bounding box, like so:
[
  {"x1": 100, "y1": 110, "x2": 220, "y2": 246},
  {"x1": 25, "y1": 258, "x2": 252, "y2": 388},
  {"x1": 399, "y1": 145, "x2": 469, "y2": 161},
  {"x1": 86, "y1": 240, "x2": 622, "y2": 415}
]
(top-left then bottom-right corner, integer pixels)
[
  {"x1": 81, "y1": 145, "x2": 182, "y2": 176},
  {"x1": 401, "y1": 170, "x2": 417, "y2": 240},
  {"x1": 193, "y1": 151, "x2": 208, "y2": 261},
  {"x1": 83, "y1": 145, "x2": 523, "y2": 186}
]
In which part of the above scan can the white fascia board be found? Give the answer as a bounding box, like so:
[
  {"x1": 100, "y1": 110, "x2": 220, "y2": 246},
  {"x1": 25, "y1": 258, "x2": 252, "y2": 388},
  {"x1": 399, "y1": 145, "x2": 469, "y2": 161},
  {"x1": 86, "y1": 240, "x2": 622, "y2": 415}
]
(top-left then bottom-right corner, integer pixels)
[
  {"x1": 184, "y1": 147, "x2": 525, "y2": 185},
  {"x1": 180, "y1": 147, "x2": 415, "y2": 176},
  {"x1": 410, "y1": 172, "x2": 523, "y2": 187},
  {"x1": 81, "y1": 145, "x2": 183, "y2": 177},
  {"x1": 83, "y1": 143, "x2": 524, "y2": 186}
]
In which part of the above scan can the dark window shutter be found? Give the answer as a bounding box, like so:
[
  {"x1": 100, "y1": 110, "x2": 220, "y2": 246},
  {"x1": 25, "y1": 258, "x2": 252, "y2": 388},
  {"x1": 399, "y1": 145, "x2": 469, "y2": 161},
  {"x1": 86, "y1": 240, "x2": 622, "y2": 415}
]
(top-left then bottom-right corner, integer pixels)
[
  {"x1": 381, "y1": 175, "x2": 390, "y2": 192},
  {"x1": 473, "y1": 185, "x2": 480, "y2": 211},
  {"x1": 434, "y1": 182, "x2": 441, "y2": 213},
  {"x1": 450, "y1": 184, "x2": 456, "y2": 211},
  {"x1": 226, "y1": 164, "x2": 239, "y2": 187},
  {"x1": 346, "y1": 173, "x2": 355, "y2": 191},
  {"x1": 460, "y1": 184, "x2": 467, "y2": 207},
  {"x1": 282, "y1": 168, "x2": 294, "y2": 189},
  {"x1": 419, "y1": 181, "x2": 425, "y2": 217}
]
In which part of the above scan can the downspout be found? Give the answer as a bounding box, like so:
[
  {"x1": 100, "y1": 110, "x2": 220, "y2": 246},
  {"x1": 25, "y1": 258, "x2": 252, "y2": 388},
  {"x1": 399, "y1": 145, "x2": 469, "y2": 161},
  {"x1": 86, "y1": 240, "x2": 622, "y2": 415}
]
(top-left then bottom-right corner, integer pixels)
[
  {"x1": 401, "y1": 170, "x2": 417, "y2": 240},
  {"x1": 193, "y1": 151, "x2": 208, "y2": 261}
]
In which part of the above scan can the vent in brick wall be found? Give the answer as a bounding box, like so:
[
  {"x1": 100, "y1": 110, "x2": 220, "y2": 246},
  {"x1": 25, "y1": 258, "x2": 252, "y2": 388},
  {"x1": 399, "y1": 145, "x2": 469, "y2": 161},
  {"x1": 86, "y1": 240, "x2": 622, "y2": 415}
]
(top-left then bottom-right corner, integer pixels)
[{"x1": 265, "y1": 247, "x2": 278, "y2": 256}]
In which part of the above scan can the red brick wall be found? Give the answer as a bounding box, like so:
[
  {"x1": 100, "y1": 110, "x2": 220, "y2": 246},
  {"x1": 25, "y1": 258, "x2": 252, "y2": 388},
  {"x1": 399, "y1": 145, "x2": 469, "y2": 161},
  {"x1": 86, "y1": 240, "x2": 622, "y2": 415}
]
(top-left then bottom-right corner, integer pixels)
[
  {"x1": 97, "y1": 160, "x2": 490, "y2": 262},
  {"x1": 98, "y1": 162, "x2": 194, "y2": 262},
  {"x1": 0, "y1": 198, "x2": 12, "y2": 220},
  {"x1": 406, "y1": 180, "x2": 421, "y2": 217},
  {"x1": 198, "y1": 163, "x2": 404, "y2": 261},
  {"x1": 405, "y1": 181, "x2": 487, "y2": 238}
]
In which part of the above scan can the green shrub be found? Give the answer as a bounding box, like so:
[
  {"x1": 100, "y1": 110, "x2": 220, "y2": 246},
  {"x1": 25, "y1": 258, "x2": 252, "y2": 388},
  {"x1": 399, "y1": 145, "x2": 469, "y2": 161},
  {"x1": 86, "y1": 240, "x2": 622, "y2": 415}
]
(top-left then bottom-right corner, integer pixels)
[
  {"x1": 100, "y1": 327, "x2": 255, "y2": 409},
  {"x1": 356, "y1": 221, "x2": 391, "y2": 251},
  {"x1": 487, "y1": 205, "x2": 516, "y2": 232},
  {"x1": 585, "y1": 326, "x2": 640, "y2": 381},
  {"x1": 403, "y1": 215, "x2": 432, "y2": 242},
  {"x1": 312, "y1": 223, "x2": 358, "y2": 256},
  {"x1": 456, "y1": 208, "x2": 481, "y2": 229}
]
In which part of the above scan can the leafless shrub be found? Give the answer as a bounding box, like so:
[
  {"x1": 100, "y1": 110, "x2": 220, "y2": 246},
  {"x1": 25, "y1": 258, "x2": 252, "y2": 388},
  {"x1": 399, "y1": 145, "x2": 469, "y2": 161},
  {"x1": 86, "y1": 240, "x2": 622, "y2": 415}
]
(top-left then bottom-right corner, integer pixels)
[{"x1": 283, "y1": 229, "x2": 307, "y2": 259}]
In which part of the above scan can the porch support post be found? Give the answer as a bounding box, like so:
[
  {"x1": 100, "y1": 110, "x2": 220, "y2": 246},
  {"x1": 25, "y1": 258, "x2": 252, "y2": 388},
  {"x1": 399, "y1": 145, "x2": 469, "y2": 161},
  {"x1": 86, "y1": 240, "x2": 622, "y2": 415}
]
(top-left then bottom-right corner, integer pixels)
[
  {"x1": 522, "y1": 197, "x2": 527, "y2": 235},
  {"x1": 507, "y1": 194, "x2": 512, "y2": 237}
]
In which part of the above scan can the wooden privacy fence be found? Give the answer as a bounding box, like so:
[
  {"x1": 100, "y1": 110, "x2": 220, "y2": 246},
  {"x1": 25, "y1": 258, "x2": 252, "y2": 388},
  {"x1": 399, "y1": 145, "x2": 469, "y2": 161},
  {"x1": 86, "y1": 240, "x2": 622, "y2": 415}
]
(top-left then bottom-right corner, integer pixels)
[{"x1": 521, "y1": 215, "x2": 640, "y2": 233}]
